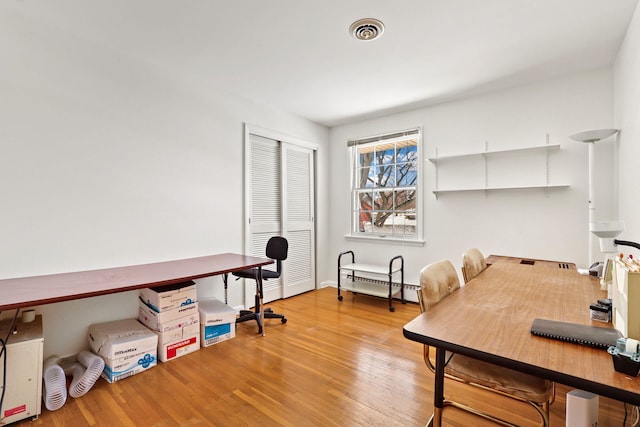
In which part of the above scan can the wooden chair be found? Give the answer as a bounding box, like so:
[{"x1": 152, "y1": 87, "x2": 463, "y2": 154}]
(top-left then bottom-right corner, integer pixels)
[
  {"x1": 462, "y1": 247, "x2": 488, "y2": 283},
  {"x1": 418, "y1": 260, "x2": 554, "y2": 426}
]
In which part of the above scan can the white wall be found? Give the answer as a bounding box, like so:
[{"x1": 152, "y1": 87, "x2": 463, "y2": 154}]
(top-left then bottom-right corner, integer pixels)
[
  {"x1": 327, "y1": 68, "x2": 616, "y2": 294},
  {"x1": 615, "y1": 4, "x2": 640, "y2": 256},
  {"x1": 0, "y1": 9, "x2": 329, "y2": 358},
  {"x1": 3, "y1": 3, "x2": 636, "y2": 359}
]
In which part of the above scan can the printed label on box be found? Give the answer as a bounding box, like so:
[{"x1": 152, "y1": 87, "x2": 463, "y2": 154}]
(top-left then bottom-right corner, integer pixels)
[
  {"x1": 204, "y1": 323, "x2": 231, "y2": 339},
  {"x1": 201, "y1": 322, "x2": 236, "y2": 347},
  {"x1": 103, "y1": 352, "x2": 157, "y2": 383},
  {"x1": 159, "y1": 334, "x2": 200, "y2": 362}
]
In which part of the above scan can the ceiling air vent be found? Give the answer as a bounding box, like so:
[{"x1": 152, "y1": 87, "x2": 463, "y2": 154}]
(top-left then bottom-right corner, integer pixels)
[{"x1": 349, "y1": 18, "x2": 385, "y2": 41}]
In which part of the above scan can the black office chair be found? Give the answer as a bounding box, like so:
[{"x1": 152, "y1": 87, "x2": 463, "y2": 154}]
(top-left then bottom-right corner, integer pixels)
[{"x1": 230, "y1": 236, "x2": 288, "y2": 334}]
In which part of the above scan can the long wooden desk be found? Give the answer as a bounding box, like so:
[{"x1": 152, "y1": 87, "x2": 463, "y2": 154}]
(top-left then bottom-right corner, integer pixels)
[
  {"x1": 0, "y1": 253, "x2": 272, "y2": 315},
  {"x1": 403, "y1": 259, "x2": 640, "y2": 423}
]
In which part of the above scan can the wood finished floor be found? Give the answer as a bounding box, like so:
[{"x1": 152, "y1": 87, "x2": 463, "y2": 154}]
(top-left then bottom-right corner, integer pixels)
[{"x1": 17, "y1": 287, "x2": 629, "y2": 426}]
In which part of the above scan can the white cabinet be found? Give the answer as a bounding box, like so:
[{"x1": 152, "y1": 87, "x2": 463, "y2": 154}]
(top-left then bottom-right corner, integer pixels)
[
  {"x1": 0, "y1": 315, "x2": 43, "y2": 424},
  {"x1": 612, "y1": 259, "x2": 640, "y2": 340},
  {"x1": 426, "y1": 139, "x2": 569, "y2": 197},
  {"x1": 337, "y1": 251, "x2": 405, "y2": 312}
]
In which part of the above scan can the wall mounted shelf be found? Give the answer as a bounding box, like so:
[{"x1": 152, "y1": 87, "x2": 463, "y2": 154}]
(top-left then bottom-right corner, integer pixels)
[
  {"x1": 426, "y1": 143, "x2": 561, "y2": 163},
  {"x1": 427, "y1": 137, "x2": 569, "y2": 198},
  {"x1": 432, "y1": 183, "x2": 570, "y2": 196}
]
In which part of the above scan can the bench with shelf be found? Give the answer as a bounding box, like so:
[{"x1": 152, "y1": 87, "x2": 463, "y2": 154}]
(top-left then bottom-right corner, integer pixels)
[{"x1": 337, "y1": 251, "x2": 405, "y2": 312}]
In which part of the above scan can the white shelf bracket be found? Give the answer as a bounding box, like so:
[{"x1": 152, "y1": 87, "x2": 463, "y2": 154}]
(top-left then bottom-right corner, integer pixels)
[
  {"x1": 434, "y1": 147, "x2": 439, "y2": 199},
  {"x1": 484, "y1": 141, "x2": 489, "y2": 197},
  {"x1": 545, "y1": 133, "x2": 551, "y2": 186}
]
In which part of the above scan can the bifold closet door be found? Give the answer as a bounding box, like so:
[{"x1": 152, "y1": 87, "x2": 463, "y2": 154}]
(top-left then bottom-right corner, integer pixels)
[
  {"x1": 245, "y1": 132, "x2": 315, "y2": 307},
  {"x1": 281, "y1": 143, "x2": 315, "y2": 298}
]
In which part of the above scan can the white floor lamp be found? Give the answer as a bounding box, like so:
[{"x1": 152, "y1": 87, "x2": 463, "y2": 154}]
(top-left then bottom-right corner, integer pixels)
[{"x1": 569, "y1": 128, "x2": 620, "y2": 265}]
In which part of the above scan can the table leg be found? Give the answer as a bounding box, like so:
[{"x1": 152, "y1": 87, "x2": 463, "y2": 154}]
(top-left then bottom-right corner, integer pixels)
[
  {"x1": 223, "y1": 273, "x2": 229, "y2": 305},
  {"x1": 257, "y1": 266, "x2": 265, "y2": 336},
  {"x1": 432, "y1": 347, "x2": 445, "y2": 427}
]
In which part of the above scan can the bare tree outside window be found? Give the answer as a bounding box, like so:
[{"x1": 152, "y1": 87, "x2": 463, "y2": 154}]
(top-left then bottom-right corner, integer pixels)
[{"x1": 350, "y1": 130, "x2": 420, "y2": 239}]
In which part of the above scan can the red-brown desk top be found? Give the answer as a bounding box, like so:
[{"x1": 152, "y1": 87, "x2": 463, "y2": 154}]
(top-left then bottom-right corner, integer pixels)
[{"x1": 0, "y1": 253, "x2": 272, "y2": 311}]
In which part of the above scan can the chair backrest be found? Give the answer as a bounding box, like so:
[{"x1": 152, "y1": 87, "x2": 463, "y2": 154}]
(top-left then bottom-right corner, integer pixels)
[
  {"x1": 266, "y1": 236, "x2": 288, "y2": 274},
  {"x1": 461, "y1": 247, "x2": 487, "y2": 284},
  {"x1": 417, "y1": 260, "x2": 460, "y2": 313}
]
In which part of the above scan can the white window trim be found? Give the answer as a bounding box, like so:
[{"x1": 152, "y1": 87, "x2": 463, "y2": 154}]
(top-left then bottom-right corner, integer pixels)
[{"x1": 345, "y1": 127, "x2": 424, "y2": 245}]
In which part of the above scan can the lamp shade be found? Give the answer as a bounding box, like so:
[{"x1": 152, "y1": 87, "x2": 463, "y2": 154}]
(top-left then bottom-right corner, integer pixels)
[{"x1": 569, "y1": 129, "x2": 619, "y2": 143}]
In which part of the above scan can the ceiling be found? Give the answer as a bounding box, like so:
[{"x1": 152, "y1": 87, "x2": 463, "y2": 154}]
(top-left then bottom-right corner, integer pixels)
[{"x1": 5, "y1": 0, "x2": 639, "y2": 127}]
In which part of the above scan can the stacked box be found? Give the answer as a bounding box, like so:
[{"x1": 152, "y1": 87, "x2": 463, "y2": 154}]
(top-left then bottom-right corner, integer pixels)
[
  {"x1": 139, "y1": 281, "x2": 197, "y2": 312},
  {"x1": 138, "y1": 299, "x2": 199, "y2": 333},
  {"x1": 157, "y1": 334, "x2": 200, "y2": 362},
  {"x1": 88, "y1": 318, "x2": 158, "y2": 383},
  {"x1": 199, "y1": 298, "x2": 237, "y2": 347},
  {"x1": 139, "y1": 282, "x2": 200, "y2": 362}
]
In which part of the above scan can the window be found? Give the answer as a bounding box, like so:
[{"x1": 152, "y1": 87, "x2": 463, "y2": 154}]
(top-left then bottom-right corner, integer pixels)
[{"x1": 349, "y1": 128, "x2": 421, "y2": 240}]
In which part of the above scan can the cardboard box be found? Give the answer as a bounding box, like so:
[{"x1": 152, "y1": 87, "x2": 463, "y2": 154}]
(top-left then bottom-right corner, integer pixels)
[
  {"x1": 88, "y1": 318, "x2": 158, "y2": 383},
  {"x1": 157, "y1": 333, "x2": 200, "y2": 362},
  {"x1": 201, "y1": 323, "x2": 235, "y2": 347},
  {"x1": 139, "y1": 281, "x2": 197, "y2": 312},
  {"x1": 138, "y1": 299, "x2": 199, "y2": 332},
  {"x1": 156, "y1": 321, "x2": 200, "y2": 345},
  {"x1": 199, "y1": 298, "x2": 237, "y2": 347}
]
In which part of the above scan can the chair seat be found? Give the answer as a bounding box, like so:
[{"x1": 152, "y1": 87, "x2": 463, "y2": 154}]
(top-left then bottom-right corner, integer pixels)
[
  {"x1": 233, "y1": 268, "x2": 280, "y2": 280},
  {"x1": 445, "y1": 353, "x2": 553, "y2": 402}
]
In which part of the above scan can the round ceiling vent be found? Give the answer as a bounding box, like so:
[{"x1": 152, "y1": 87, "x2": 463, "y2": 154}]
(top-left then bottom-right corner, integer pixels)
[{"x1": 349, "y1": 18, "x2": 385, "y2": 41}]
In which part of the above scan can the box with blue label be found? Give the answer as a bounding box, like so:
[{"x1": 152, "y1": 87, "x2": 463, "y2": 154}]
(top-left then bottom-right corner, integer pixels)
[
  {"x1": 199, "y1": 298, "x2": 236, "y2": 347},
  {"x1": 140, "y1": 281, "x2": 197, "y2": 312},
  {"x1": 88, "y1": 318, "x2": 158, "y2": 383}
]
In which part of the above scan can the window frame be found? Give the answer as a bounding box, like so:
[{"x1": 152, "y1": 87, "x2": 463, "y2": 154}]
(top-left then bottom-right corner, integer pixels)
[{"x1": 346, "y1": 127, "x2": 423, "y2": 244}]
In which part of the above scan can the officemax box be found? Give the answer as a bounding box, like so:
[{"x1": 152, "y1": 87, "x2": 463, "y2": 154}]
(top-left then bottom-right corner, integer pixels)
[
  {"x1": 139, "y1": 281, "x2": 197, "y2": 312},
  {"x1": 88, "y1": 318, "x2": 158, "y2": 383},
  {"x1": 138, "y1": 299, "x2": 199, "y2": 332},
  {"x1": 199, "y1": 298, "x2": 236, "y2": 347}
]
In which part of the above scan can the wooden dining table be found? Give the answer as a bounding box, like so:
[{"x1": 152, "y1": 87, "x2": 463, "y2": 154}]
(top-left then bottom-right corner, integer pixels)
[{"x1": 403, "y1": 256, "x2": 640, "y2": 424}]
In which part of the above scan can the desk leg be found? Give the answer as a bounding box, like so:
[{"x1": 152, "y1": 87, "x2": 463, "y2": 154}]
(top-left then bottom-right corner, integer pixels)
[
  {"x1": 432, "y1": 347, "x2": 445, "y2": 427},
  {"x1": 257, "y1": 266, "x2": 265, "y2": 336},
  {"x1": 223, "y1": 273, "x2": 229, "y2": 305}
]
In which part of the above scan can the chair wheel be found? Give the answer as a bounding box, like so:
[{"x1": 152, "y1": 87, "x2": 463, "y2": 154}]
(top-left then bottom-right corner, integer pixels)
[
  {"x1": 281, "y1": 318, "x2": 287, "y2": 324},
  {"x1": 338, "y1": 295, "x2": 343, "y2": 301},
  {"x1": 389, "y1": 306, "x2": 395, "y2": 312}
]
